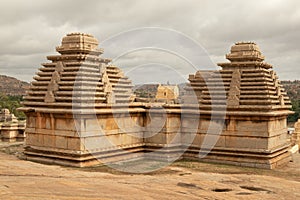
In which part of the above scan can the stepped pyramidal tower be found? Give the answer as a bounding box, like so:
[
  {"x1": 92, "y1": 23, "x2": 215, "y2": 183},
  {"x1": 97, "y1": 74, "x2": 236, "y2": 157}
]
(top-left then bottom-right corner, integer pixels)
[
  {"x1": 20, "y1": 35, "x2": 293, "y2": 169},
  {"x1": 186, "y1": 42, "x2": 293, "y2": 168},
  {"x1": 24, "y1": 33, "x2": 134, "y2": 107},
  {"x1": 21, "y1": 33, "x2": 141, "y2": 166}
]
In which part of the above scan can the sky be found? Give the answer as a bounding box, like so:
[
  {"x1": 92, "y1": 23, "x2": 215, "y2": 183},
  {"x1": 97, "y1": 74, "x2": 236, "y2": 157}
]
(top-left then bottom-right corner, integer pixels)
[{"x1": 0, "y1": 0, "x2": 299, "y2": 84}]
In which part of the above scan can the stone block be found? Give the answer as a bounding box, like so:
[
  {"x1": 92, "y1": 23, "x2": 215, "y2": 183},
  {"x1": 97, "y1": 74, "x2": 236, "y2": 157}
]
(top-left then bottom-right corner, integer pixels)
[
  {"x1": 45, "y1": 117, "x2": 51, "y2": 129},
  {"x1": 27, "y1": 116, "x2": 36, "y2": 128},
  {"x1": 200, "y1": 119, "x2": 225, "y2": 133},
  {"x1": 55, "y1": 118, "x2": 76, "y2": 131},
  {"x1": 108, "y1": 134, "x2": 122, "y2": 147},
  {"x1": 55, "y1": 129, "x2": 76, "y2": 137},
  {"x1": 166, "y1": 132, "x2": 181, "y2": 144},
  {"x1": 181, "y1": 132, "x2": 197, "y2": 145},
  {"x1": 55, "y1": 136, "x2": 68, "y2": 149},
  {"x1": 84, "y1": 136, "x2": 115, "y2": 150},
  {"x1": 43, "y1": 135, "x2": 56, "y2": 148},
  {"x1": 268, "y1": 119, "x2": 287, "y2": 132},
  {"x1": 225, "y1": 135, "x2": 268, "y2": 150},
  {"x1": 67, "y1": 137, "x2": 84, "y2": 151},
  {"x1": 105, "y1": 117, "x2": 119, "y2": 130},
  {"x1": 166, "y1": 116, "x2": 181, "y2": 129},
  {"x1": 25, "y1": 133, "x2": 43, "y2": 146},
  {"x1": 85, "y1": 119, "x2": 102, "y2": 132},
  {"x1": 235, "y1": 120, "x2": 268, "y2": 135},
  {"x1": 145, "y1": 132, "x2": 166, "y2": 145},
  {"x1": 268, "y1": 134, "x2": 287, "y2": 150},
  {"x1": 201, "y1": 134, "x2": 225, "y2": 148}
]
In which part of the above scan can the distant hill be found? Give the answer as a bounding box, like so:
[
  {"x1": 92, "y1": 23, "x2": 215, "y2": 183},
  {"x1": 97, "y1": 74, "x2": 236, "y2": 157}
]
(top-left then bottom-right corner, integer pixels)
[
  {"x1": 0, "y1": 74, "x2": 299, "y2": 101},
  {"x1": 134, "y1": 84, "x2": 159, "y2": 98},
  {"x1": 282, "y1": 80, "x2": 300, "y2": 101},
  {"x1": 277, "y1": 80, "x2": 300, "y2": 122},
  {"x1": 0, "y1": 75, "x2": 30, "y2": 96}
]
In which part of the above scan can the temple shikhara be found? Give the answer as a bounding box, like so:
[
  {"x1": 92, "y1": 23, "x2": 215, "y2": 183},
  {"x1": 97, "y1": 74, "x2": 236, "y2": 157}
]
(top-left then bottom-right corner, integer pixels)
[{"x1": 20, "y1": 33, "x2": 293, "y2": 169}]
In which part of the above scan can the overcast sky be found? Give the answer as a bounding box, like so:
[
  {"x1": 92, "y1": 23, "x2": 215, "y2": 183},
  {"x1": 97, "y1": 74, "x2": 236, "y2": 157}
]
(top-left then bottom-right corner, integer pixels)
[{"x1": 0, "y1": 0, "x2": 299, "y2": 84}]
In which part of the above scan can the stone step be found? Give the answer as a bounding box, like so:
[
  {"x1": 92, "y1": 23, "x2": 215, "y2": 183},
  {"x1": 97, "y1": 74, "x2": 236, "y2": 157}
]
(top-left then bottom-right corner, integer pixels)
[
  {"x1": 29, "y1": 86, "x2": 48, "y2": 91},
  {"x1": 200, "y1": 86, "x2": 230, "y2": 90},
  {"x1": 31, "y1": 81, "x2": 50, "y2": 86},
  {"x1": 113, "y1": 88, "x2": 132, "y2": 93},
  {"x1": 27, "y1": 91, "x2": 47, "y2": 95},
  {"x1": 39, "y1": 67, "x2": 55, "y2": 72},
  {"x1": 202, "y1": 82, "x2": 231, "y2": 86},
  {"x1": 200, "y1": 95, "x2": 227, "y2": 100},
  {"x1": 113, "y1": 84, "x2": 133, "y2": 89},
  {"x1": 239, "y1": 95, "x2": 280, "y2": 100},
  {"x1": 56, "y1": 96, "x2": 106, "y2": 102},
  {"x1": 200, "y1": 99, "x2": 227, "y2": 105},
  {"x1": 63, "y1": 66, "x2": 101, "y2": 73},
  {"x1": 241, "y1": 77, "x2": 273, "y2": 82},
  {"x1": 55, "y1": 91, "x2": 106, "y2": 97},
  {"x1": 241, "y1": 72, "x2": 271, "y2": 78},
  {"x1": 240, "y1": 90, "x2": 276, "y2": 95},
  {"x1": 109, "y1": 78, "x2": 131, "y2": 84},
  {"x1": 24, "y1": 96, "x2": 45, "y2": 101},
  {"x1": 46, "y1": 54, "x2": 103, "y2": 62},
  {"x1": 108, "y1": 74, "x2": 123, "y2": 79},
  {"x1": 60, "y1": 76, "x2": 101, "y2": 82},
  {"x1": 239, "y1": 86, "x2": 275, "y2": 90},
  {"x1": 59, "y1": 86, "x2": 104, "y2": 91},
  {"x1": 106, "y1": 68, "x2": 120, "y2": 74},
  {"x1": 239, "y1": 99, "x2": 278, "y2": 105}
]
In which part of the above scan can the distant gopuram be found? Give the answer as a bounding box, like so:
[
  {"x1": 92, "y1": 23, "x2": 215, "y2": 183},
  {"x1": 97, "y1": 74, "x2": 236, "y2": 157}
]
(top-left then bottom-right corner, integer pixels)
[{"x1": 20, "y1": 34, "x2": 293, "y2": 169}]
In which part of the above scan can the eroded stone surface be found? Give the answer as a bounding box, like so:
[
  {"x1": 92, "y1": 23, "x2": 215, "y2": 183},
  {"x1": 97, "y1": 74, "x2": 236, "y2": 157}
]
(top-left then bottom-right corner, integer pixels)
[{"x1": 0, "y1": 150, "x2": 299, "y2": 200}]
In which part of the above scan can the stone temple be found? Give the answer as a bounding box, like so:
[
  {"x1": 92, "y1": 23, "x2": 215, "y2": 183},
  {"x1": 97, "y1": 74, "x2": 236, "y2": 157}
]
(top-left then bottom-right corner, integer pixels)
[
  {"x1": 0, "y1": 109, "x2": 25, "y2": 142},
  {"x1": 20, "y1": 33, "x2": 293, "y2": 169}
]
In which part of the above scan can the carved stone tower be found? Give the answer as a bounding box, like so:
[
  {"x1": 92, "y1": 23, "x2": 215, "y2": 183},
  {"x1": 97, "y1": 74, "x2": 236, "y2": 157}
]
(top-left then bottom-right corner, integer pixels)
[{"x1": 186, "y1": 42, "x2": 293, "y2": 168}]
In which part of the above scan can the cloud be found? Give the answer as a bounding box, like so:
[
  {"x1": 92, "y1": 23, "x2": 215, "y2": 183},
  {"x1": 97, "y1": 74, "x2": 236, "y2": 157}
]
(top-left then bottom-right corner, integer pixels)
[{"x1": 0, "y1": 0, "x2": 299, "y2": 82}]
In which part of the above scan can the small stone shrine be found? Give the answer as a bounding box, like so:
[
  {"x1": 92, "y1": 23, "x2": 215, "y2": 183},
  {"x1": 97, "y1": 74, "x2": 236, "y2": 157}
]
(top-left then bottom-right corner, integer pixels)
[{"x1": 0, "y1": 109, "x2": 25, "y2": 142}]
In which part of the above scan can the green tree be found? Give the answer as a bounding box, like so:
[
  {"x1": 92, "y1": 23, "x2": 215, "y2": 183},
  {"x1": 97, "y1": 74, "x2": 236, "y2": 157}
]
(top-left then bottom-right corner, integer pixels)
[
  {"x1": 288, "y1": 99, "x2": 300, "y2": 122},
  {"x1": 0, "y1": 93, "x2": 26, "y2": 120}
]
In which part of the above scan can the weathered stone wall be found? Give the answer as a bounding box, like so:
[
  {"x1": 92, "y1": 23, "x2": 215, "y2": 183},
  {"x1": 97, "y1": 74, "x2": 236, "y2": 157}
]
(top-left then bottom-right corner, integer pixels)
[{"x1": 24, "y1": 106, "x2": 146, "y2": 166}]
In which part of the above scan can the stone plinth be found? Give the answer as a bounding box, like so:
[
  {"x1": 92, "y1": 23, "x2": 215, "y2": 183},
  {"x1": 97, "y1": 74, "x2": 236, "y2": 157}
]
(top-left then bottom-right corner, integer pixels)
[
  {"x1": 24, "y1": 105, "x2": 144, "y2": 167},
  {"x1": 0, "y1": 122, "x2": 25, "y2": 142}
]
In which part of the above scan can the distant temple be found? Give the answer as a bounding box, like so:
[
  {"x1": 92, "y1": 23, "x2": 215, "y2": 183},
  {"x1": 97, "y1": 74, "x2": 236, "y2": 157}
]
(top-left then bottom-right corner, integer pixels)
[
  {"x1": 155, "y1": 84, "x2": 179, "y2": 103},
  {"x1": 0, "y1": 109, "x2": 18, "y2": 123},
  {"x1": 20, "y1": 34, "x2": 293, "y2": 169},
  {"x1": 0, "y1": 109, "x2": 25, "y2": 142}
]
